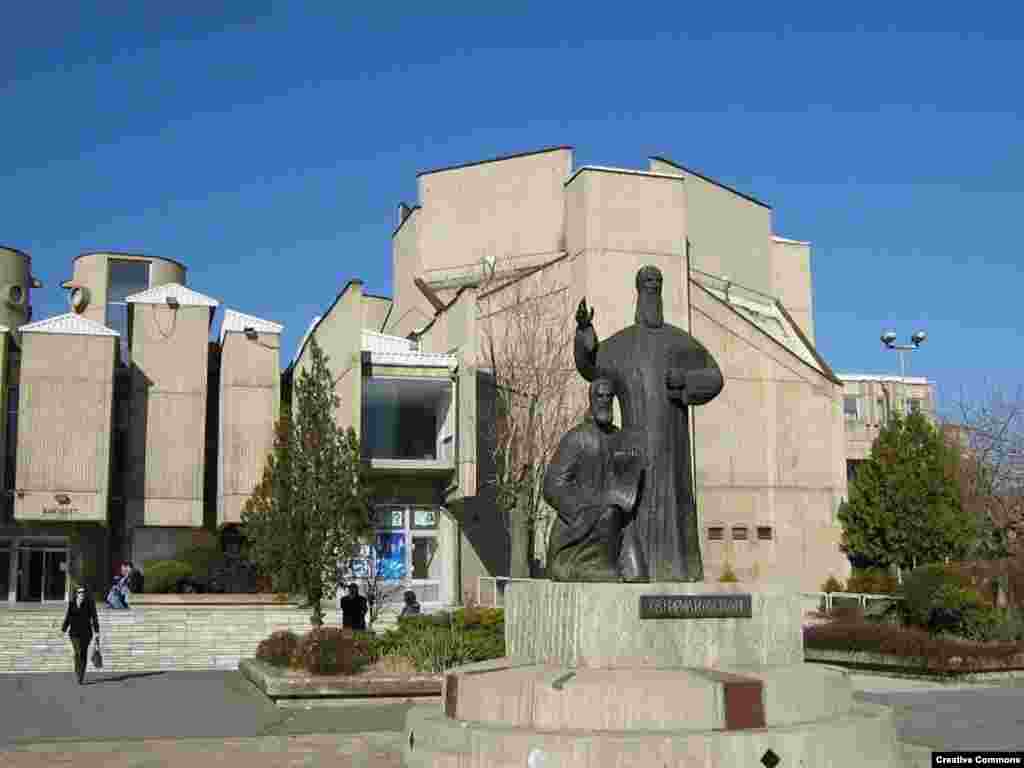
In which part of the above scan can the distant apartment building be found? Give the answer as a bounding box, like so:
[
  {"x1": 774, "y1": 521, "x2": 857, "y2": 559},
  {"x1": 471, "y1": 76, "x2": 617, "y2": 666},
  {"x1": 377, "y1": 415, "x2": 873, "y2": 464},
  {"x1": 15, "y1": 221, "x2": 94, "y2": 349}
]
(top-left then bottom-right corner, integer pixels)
[
  {"x1": 0, "y1": 249, "x2": 281, "y2": 603},
  {"x1": 294, "y1": 147, "x2": 853, "y2": 596},
  {"x1": 838, "y1": 373, "x2": 936, "y2": 484}
]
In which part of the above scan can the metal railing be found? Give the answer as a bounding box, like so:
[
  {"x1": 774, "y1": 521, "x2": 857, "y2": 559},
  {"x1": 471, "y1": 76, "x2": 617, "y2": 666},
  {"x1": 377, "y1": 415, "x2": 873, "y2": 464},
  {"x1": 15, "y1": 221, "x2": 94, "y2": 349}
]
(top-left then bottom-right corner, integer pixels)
[
  {"x1": 476, "y1": 576, "x2": 543, "y2": 608},
  {"x1": 472, "y1": 582, "x2": 903, "y2": 613},
  {"x1": 801, "y1": 591, "x2": 903, "y2": 614}
]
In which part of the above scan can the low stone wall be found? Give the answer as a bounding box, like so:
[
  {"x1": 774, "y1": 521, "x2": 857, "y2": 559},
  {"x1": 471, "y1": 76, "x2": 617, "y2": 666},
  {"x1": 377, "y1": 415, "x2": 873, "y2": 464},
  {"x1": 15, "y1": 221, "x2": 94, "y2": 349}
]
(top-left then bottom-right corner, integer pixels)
[
  {"x1": 0, "y1": 605, "x2": 342, "y2": 674},
  {"x1": 806, "y1": 648, "x2": 1024, "y2": 682},
  {"x1": 239, "y1": 658, "x2": 442, "y2": 699}
]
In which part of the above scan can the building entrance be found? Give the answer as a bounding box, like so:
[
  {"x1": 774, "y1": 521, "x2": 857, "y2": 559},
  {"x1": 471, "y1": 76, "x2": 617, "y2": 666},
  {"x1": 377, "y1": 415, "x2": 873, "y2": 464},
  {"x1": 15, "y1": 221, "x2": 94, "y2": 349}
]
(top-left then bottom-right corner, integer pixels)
[{"x1": 16, "y1": 546, "x2": 68, "y2": 602}]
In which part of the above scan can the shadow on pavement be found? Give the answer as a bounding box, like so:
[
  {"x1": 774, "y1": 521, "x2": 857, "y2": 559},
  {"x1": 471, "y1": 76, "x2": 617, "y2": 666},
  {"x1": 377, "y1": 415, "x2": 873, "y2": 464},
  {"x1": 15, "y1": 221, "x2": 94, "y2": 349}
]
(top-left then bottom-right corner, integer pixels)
[{"x1": 87, "y1": 672, "x2": 168, "y2": 685}]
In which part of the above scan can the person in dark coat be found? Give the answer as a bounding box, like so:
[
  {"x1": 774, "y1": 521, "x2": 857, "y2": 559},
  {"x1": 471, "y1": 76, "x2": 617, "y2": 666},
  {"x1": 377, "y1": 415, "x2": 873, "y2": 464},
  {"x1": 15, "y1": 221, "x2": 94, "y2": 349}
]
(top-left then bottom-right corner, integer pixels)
[
  {"x1": 62, "y1": 585, "x2": 100, "y2": 684},
  {"x1": 339, "y1": 583, "x2": 368, "y2": 631},
  {"x1": 400, "y1": 590, "x2": 421, "y2": 617}
]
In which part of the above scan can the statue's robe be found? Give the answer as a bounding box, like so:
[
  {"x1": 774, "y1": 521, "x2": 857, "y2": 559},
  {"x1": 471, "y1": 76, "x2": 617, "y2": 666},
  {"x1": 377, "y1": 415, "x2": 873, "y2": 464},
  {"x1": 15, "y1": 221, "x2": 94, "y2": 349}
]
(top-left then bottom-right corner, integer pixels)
[
  {"x1": 543, "y1": 419, "x2": 641, "y2": 581},
  {"x1": 575, "y1": 323, "x2": 724, "y2": 581}
]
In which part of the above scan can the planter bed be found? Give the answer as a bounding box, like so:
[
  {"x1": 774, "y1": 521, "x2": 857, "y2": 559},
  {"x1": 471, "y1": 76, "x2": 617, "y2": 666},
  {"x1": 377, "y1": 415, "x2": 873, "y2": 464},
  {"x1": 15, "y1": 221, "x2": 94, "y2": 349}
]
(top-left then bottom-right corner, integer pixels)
[
  {"x1": 133, "y1": 595, "x2": 300, "y2": 606},
  {"x1": 806, "y1": 648, "x2": 1024, "y2": 682},
  {"x1": 239, "y1": 657, "x2": 443, "y2": 701}
]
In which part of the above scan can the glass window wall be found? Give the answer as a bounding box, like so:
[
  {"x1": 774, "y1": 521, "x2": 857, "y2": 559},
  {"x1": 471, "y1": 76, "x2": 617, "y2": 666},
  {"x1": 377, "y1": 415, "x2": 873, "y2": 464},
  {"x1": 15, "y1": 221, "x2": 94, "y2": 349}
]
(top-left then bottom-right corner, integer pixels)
[
  {"x1": 362, "y1": 378, "x2": 453, "y2": 462},
  {"x1": 106, "y1": 259, "x2": 149, "y2": 364}
]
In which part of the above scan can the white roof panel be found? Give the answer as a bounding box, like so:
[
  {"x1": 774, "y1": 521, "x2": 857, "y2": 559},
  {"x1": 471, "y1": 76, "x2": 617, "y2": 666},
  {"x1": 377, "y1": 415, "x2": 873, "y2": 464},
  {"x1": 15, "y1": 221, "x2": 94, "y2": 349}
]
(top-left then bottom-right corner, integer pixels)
[
  {"x1": 220, "y1": 309, "x2": 283, "y2": 345},
  {"x1": 20, "y1": 313, "x2": 120, "y2": 337},
  {"x1": 125, "y1": 282, "x2": 219, "y2": 307}
]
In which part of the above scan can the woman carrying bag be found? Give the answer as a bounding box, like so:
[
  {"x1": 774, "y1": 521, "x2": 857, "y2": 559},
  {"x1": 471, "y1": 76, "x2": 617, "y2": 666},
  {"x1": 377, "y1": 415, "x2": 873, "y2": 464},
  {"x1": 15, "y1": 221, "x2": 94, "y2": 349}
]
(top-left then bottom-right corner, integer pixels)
[{"x1": 62, "y1": 584, "x2": 100, "y2": 685}]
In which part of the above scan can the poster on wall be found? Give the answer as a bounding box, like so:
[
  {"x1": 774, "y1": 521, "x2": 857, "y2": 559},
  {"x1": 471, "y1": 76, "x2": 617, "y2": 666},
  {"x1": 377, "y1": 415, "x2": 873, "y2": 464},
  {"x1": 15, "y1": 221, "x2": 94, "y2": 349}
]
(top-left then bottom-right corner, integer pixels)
[
  {"x1": 413, "y1": 508, "x2": 437, "y2": 528},
  {"x1": 375, "y1": 533, "x2": 406, "y2": 580}
]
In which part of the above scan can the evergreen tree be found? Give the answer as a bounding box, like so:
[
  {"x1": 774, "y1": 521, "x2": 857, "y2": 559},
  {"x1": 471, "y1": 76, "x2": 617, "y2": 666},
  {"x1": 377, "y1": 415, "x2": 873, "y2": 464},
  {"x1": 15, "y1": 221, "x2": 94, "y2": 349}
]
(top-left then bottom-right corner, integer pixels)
[
  {"x1": 839, "y1": 411, "x2": 976, "y2": 571},
  {"x1": 241, "y1": 337, "x2": 372, "y2": 626}
]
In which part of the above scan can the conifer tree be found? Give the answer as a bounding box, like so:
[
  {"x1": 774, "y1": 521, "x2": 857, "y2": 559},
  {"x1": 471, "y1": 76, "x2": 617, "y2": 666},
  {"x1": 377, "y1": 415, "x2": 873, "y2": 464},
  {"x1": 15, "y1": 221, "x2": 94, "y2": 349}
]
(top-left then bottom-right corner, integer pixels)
[
  {"x1": 839, "y1": 411, "x2": 976, "y2": 571},
  {"x1": 242, "y1": 337, "x2": 372, "y2": 626}
]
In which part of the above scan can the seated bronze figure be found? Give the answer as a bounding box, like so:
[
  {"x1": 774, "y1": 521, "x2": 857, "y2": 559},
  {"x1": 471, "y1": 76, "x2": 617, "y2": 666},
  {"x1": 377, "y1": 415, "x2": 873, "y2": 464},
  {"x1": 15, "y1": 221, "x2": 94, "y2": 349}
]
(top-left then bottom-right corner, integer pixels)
[{"x1": 543, "y1": 378, "x2": 644, "y2": 581}]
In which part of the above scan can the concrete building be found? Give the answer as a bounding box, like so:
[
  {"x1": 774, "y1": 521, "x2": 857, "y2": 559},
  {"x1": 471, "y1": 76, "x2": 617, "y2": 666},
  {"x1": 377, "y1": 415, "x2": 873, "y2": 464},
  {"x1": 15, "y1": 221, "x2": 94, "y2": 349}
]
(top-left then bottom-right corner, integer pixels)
[
  {"x1": 838, "y1": 373, "x2": 936, "y2": 483},
  {"x1": 297, "y1": 147, "x2": 852, "y2": 597},
  {"x1": 1, "y1": 249, "x2": 281, "y2": 602}
]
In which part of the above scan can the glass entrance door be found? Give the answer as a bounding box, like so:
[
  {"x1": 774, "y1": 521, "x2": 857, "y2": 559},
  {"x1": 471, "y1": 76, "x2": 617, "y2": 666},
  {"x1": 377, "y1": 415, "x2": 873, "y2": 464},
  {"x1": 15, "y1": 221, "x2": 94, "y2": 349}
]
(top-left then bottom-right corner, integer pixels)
[
  {"x1": 43, "y1": 550, "x2": 68, "y2": 602},
  {"x1": 17, "y1": 547, "x2": 68, "y2": 602},
  {"x1": 0, "y1": 547, "x2": 10, "y2": 601}
]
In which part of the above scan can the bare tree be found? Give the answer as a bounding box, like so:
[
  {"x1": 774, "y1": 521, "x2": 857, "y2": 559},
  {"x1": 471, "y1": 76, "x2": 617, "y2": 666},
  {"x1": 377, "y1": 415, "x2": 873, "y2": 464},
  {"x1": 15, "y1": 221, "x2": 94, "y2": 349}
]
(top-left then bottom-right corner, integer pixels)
[
  {"x1": 477, "y1": 260, "x2": 586, "y2": 578},
  {"x1": 943, "y1": 384, "x2": 1024, "y2": 558}
]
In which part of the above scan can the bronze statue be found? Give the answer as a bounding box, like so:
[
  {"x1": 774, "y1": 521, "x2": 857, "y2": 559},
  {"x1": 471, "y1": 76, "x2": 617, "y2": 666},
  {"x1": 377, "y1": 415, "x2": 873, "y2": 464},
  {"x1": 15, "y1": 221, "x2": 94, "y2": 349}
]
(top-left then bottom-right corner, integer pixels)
[
  {"x1": 574, "y1": 265, "x2": 724, "y2": 582},
  {"x1": 543, "y1": 378, "x2": 644, "y2": 581}
]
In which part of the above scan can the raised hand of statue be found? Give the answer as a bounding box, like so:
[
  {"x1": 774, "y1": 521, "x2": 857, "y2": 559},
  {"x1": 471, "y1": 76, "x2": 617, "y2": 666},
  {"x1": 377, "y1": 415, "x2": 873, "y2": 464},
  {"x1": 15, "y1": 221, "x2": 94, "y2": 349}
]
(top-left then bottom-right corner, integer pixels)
[{"x1": 575, "y1": 298, "x2": 595, "y2": 331}]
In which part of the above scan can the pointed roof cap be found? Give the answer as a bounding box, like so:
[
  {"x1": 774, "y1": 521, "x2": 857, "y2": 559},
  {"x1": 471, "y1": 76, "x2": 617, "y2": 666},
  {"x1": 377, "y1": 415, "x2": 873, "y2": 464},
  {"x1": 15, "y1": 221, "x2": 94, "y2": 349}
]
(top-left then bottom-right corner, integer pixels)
[
  {"x1": 219, "y1": 309, "x2": 283, "y2": 345},
  {"x1": 125, "y1": 282, "x2": 219, "y2": 307},
  {"x1": 20, "y1": 313, "x2": 120, "y2": 337}
]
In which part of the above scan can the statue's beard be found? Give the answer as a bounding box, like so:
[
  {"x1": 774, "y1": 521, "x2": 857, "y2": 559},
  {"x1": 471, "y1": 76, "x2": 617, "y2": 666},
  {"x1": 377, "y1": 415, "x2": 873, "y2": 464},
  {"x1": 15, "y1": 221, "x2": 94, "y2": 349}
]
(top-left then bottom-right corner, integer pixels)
[
  {"x1": 636, "y1": 293, "x2": 664, "y2": 328},
  {"x1": 592, "y1": 405, "x2": 613, "y2": 427}
]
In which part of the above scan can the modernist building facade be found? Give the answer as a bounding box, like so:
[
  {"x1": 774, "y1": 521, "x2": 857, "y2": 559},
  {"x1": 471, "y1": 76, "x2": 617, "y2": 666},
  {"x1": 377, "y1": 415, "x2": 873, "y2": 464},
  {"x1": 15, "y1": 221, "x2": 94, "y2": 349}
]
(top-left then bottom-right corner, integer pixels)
[
  {"x1": 297, "y1": 146, "x2": 853, "y2": 597},
  {"x1": 0, "y1": 249, "x2": 281, "y2": 602},
  {"x1": 838, "y1": 373, "x2": 936, "y2": 483}
]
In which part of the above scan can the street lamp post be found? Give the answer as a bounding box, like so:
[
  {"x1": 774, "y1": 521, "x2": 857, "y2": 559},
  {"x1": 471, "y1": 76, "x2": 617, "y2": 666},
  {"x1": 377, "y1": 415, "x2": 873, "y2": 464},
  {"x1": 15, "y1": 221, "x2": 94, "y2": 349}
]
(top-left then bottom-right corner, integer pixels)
[
  {"x1": 878, "y1": 330, "x2": 928, "y2": 584},
  {"x1": 880, "y1": 330, "x2": 927, "y2": 416}
]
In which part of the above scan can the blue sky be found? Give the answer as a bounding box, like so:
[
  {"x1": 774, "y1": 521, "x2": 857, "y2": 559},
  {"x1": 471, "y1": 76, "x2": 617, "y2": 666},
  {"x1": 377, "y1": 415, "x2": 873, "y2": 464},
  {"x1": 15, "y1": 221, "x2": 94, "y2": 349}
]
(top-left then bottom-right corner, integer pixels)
[{"x1": 2, "y1": 3, "x2": 1021, "y2": 413}]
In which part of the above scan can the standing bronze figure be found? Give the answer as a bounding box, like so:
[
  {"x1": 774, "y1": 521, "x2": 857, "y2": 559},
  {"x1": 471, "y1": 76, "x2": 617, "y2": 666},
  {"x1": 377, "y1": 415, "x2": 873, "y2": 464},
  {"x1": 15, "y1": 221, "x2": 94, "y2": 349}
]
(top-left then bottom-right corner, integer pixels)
[{"x1": 574, "y1": 265, "x2": 724, "y2": 582}]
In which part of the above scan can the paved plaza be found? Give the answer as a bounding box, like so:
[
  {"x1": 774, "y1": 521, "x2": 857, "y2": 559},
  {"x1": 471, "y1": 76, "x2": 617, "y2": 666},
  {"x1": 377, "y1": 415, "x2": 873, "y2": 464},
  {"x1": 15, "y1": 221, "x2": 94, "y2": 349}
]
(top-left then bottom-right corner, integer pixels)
[
  {"x1": 0, "y1": 671, "x2": 407, "y2": 766},
  {"x1": 1, "y1": 669, "x2": 1023, "y2": 765}
]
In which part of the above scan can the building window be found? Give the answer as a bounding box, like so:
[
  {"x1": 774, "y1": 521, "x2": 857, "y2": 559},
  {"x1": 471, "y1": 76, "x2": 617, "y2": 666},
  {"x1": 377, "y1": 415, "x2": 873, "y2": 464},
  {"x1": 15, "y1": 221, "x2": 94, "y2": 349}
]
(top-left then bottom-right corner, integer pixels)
[
  {"x1": 707, "y1": 526, "x2": 724, "y2": 541},
  {"x1": 909, "y1": 397, "x2": 922, "y2": 414},
  {"x1": 875, "y1": 397, "x2": 886, "y2": 425},
  {"x1": 106, "y1": 259, "x2": 150, "y2": 364},
  {"x1": 846, "y1": 459, "x2": 863, "y2": 485},
  {"x1": 757, "y1": 526, "x2": 773, "y2": 541},
  {"x1": 362, "y1": 378, "x2": 454, "y2": 462},
  {"x1": 843, "y1": 396, "x2": 860, "y2": 421},
  {"x1": 731, "y1": 526, "x2": 748, "y2": 541},
  {"x1": 346, "y1": 504, "x2": 443, "y2": 603}
]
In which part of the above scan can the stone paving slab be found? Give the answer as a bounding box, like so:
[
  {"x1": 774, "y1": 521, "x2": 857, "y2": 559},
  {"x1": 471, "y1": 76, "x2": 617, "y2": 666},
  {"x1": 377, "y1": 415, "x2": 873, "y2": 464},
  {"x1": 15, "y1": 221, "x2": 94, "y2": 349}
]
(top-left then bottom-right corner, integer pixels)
[{"x1": 0, "y1": 733, "x2": 403, "y2": 768}]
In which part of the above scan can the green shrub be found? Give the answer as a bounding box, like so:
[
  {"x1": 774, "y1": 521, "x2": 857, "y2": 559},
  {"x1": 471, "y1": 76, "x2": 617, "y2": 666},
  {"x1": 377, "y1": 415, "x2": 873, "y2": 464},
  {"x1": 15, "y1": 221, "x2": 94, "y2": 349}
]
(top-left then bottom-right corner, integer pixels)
[
  {"x1": 256, "y1": 630, "x2": 300, "y2": 668},
  {"x1": 846, "y1": 568, "x2": 899, "y2": 595},
  {"x1": 899, "y1": 564, "x2": 973, "y2": 629},
  {"x1": 987, "y1": 606, "x2": 1024, "y2": 643},
  {"x1": 178, "y1": 542, "x2": 223, "y2": 583},
  {"x1": 143, "y1": 560, "x2": 194, "y2": 593},
  {"x1": 368, "y1": 609, "x2": 505, "y2": 673},
  {"x1": 821, "y1": 575, "x2": 844, "y2": 593},
  {"x1": 925, "y1": 584, "x2": 1005, "y2": 642},
  {"x1": 293, "y1": 627, "x2": 355, "y2": 675}
]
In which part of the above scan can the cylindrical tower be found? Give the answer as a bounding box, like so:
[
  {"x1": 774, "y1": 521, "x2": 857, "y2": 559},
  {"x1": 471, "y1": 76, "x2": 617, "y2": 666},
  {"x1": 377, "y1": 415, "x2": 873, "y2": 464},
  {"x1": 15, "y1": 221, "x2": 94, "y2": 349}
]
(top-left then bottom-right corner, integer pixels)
[
  {"x1": 63, "y1": 251, "x2": 187, "y2": 329},
  {"x1": 0, "y1": 246, "x2": 36, "y2": 331}
]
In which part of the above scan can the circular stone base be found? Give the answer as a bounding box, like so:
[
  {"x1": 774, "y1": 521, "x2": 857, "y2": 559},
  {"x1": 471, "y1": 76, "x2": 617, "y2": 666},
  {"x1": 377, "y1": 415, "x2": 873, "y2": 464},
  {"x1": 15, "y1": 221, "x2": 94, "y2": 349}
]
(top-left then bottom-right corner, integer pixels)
[
  {"x1": 443, "y1": 661, "x2": 854, "y2": 732},
  {"x1": 402, "y1": 699, "x2": 909, "y2": 768}
]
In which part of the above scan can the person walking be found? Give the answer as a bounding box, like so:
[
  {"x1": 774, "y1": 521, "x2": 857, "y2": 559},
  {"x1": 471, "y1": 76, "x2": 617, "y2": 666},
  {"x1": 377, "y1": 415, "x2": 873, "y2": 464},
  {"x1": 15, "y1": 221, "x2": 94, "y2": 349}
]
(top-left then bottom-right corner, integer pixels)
[
  {"x1": 339, "y1": 583, "x2": 368, "y2": 631},
  {"x1": 62, "y1": 585, "x2": 100, "y2": 685},
  {"x1": 400, "y1": 589, "x2": 421, "y2": 618}
]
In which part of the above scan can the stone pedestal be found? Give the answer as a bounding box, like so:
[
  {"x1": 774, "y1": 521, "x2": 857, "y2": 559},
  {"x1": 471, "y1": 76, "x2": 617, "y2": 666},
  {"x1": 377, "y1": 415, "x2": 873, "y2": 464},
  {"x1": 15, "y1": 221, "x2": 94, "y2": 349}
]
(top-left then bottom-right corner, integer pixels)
[{"x1": 402, "y1": 582, "x2": 912, "y2": 767}]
